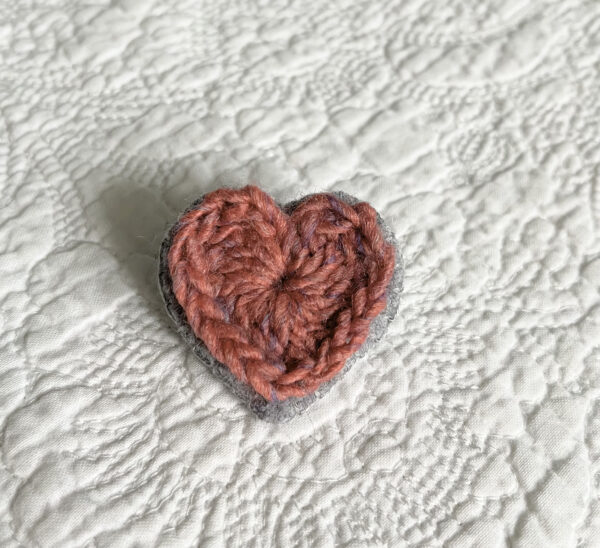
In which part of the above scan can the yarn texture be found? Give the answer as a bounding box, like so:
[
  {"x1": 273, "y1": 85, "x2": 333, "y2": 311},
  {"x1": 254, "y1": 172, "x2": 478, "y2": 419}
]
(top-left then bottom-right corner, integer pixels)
[{"x1": 166, "y1": 185, "x2": 396, "y2": 402}]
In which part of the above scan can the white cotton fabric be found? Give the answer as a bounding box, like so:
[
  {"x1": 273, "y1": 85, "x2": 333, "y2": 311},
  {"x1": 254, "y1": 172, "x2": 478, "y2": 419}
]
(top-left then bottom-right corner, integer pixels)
[{"x1": 1, "y1": 0, "x2": 599, "y2": 546}]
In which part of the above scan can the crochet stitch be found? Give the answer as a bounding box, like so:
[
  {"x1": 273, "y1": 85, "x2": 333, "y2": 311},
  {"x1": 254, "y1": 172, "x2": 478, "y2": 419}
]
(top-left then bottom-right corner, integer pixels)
[{"x1": 165, "y1": 185, "x2": 396, "y2": 402}]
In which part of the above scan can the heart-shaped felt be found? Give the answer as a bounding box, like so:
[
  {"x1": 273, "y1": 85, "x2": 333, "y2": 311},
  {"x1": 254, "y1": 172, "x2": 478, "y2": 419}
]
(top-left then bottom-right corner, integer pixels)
[{"x1": 159, "y1": 186, "x2": 403, "y2": 421}]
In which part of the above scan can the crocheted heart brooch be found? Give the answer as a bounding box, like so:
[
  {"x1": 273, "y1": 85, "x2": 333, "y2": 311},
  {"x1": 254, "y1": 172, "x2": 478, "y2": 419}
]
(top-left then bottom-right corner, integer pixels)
[{"x1": 159, "y1": 186, "x2": 403, "y2": 421}]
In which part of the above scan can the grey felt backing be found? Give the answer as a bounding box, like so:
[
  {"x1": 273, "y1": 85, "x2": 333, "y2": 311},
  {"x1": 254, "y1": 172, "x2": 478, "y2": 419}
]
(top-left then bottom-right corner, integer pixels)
[{"x1": 158, "y1": 191, "x2": 404, "y2": 422}]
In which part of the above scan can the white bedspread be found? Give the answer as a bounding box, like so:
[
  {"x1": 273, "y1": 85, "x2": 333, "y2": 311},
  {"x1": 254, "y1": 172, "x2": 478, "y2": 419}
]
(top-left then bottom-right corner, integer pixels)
[{"x1": 1, "y1": 0, "x2": 600, "y2": 546}]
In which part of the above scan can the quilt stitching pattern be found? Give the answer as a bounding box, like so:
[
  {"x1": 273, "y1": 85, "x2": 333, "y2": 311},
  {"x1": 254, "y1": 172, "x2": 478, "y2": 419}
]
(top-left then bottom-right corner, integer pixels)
[{"x1": 1, "y1": 0, "x2": 600, "y2": 546}]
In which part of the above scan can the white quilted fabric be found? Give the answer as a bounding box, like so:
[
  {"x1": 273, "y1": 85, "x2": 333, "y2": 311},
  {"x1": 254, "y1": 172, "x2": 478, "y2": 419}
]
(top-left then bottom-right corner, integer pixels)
[{"x1": 1, "y1": 0, "x2": 600, "y2": 546}]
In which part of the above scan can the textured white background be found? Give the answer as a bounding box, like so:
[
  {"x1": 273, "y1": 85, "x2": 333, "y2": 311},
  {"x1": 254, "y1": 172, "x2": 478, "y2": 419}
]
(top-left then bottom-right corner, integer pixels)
[{"x1": 1, "y1": 0, "x2": 600, "y2": 546}]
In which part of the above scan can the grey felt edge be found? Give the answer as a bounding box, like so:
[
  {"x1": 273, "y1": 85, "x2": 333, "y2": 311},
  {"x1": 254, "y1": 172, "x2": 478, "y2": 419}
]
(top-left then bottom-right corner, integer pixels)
[{"x1": 158, "y1": 190, "x2": 404, "y2": 423}]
